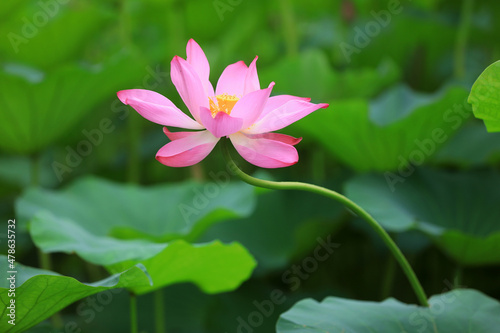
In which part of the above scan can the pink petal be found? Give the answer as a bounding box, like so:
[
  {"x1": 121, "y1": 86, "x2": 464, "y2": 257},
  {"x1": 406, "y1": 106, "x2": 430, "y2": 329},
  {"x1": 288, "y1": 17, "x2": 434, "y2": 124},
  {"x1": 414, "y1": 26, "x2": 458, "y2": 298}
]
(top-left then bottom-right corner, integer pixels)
[
  {"x1": 245, "y1": 133, "x2": 302, "y2": 146},
  {"x1": 186, "y1": 39, "x2": 209, "y2": 81},
  {"x1": 229, "y1": 132, "x2": 299, "y2": 168},
  {"x1": 246, "y1": 99, "x2": 329, "y2": 134},
  {"x1": 243, "y1": 56, "x2": 260, "y2": 95},
  {"x1": 256, "y1": 95, "x2": 311, "y2": 122},
  {"x1": 186, "y1": 39, "x2": 214, "y2": 98},
  {"x1": 117, "y1": 89, "x2": 203, "y2": 130},
  {"x1": 231, "y1": 82, "x2": 275, "y2": 129},
  {"x1": 200, "y1": 107, "x2": 243, "y2": 138},
  {"x1": 215, "y1": 61, "x2": 248, "y2": 97},
  {"x1": 163, "y1": 127, "x2": 196, "y2": 141},
  {"x1": 156, "y1": 130, "x2": 219, "y2": 167},
  {"x1": 171, "y1": 56, "x2": 209, "y2": 124}
]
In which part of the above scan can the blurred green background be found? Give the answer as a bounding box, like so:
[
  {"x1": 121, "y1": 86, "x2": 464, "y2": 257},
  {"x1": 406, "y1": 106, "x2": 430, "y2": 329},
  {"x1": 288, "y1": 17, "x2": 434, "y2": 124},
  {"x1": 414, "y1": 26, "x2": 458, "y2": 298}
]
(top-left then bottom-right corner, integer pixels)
[{"x1": 1, "y1": 0, "x2": 500, "y2": 332}]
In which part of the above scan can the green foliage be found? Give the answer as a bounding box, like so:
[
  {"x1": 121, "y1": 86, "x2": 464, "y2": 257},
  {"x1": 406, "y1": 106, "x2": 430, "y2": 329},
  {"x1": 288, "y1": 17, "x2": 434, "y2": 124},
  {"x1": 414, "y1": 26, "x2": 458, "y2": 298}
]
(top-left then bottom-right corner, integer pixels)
[
  {"x1": 2, "y1": 0, "x2": 500, "y2": 331},
  {"x1": 469, "y1": 60, "x2": 500, "y2": 132},
  {"x1": 107, "y1": 240, "x2": 256, "y2": 295},
  {"x1": 259, "y1": 50, "x2": 400, "y2": 101},
  {"x1": 294, "y1": 85, "x2": 469, "y2": 171},
  {"x1": 17, "y1": 177, "x2": 257, "y2": 293},
  {"x1": 17, "y1": 176, "x2": 255, "y2": 240},
  {"x1": 28, "y1": 211, "x2": 256, "y2": 294},
  {"x1": 0, "y1": 1, "x2": 112, "y2": 69},
  {"x1": 200, "y1": 187, "x2": 343, "y2": 275},
  {"x1": 346, "y1": 168, "x2": 500, "y2": 265},
  {"x1": 0, "y1": 257, "x2": 151, "y2": 333},
  {"x1": 431, "y1": 122, "x2": 500, "y2": 167},
  {"x1": 277, "y1": 289, "x2": 500, "y2": 332},
  {"x1": 342, "y1": 11, "x2": 458, "y2": 88},
  {"x1": 7, "y1": 176, "x2": 257, "y2": 326},
  {"x1": 0, "y1": 53, "x2": 144, "y2": 154}
]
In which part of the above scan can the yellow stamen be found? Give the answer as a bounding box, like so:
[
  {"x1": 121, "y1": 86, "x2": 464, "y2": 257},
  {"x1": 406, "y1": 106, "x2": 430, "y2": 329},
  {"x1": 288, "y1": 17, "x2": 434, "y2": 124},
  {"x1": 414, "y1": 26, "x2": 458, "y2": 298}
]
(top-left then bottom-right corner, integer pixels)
[{"x1": 209, "y1": 93, "x2": 239, "y2": 117}]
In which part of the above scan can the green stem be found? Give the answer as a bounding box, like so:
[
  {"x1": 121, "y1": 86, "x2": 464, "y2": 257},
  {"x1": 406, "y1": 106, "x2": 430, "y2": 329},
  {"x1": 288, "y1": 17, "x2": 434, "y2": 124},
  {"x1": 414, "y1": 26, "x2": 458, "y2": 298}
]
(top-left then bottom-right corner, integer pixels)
[
  {"x1": 130, "y1": 293, "x2": 138, "y2": 333},
  {"x1": 31, "y1": 154, "x2": 51, "y2": 290},
  {"x1": 154, "y1": 290, "x2": 166, "y2": 333},
  {"x1": 190, "y1": 163, "x2": 205, "y2": 181},
  {"x1": 454, "y1": 265, "x2": 463, "y2": 288},
  {"x1": 31, "y1": 154, "x2": 63, "y2": 327},
  {"x1": 30, "y1": 153, "x2": 52, "y2": 288},
  {"x1": 37, "y1": 250, "x2": 52, "y2": 271},
  {"x1": 84, "y1": 261, "x2": 103, "y2": 282},
  {"x1": 221, "y1": 140, "x2": 429, "y2": 307},
  {"x1": 380, "y1": 253, "x2": 396, "y2": 300},
  {"x1": 454, "y1": 0, "x2": 474, "y2": 79}
]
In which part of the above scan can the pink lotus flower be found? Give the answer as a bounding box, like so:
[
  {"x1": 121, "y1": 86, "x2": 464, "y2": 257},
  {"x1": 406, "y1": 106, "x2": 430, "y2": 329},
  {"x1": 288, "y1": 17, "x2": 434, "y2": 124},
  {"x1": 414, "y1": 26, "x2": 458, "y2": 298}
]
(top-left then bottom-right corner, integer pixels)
[{"x1": 117, "y1": 39, "x2": 328, "y2": 168}]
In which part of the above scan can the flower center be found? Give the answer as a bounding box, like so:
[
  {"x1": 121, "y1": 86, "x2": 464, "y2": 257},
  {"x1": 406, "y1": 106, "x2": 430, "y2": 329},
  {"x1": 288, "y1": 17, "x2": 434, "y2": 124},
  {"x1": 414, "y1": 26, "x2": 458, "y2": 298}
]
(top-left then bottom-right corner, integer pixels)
[{"x1": 209, "y1": 93, "x2": 239, "y2": 117}]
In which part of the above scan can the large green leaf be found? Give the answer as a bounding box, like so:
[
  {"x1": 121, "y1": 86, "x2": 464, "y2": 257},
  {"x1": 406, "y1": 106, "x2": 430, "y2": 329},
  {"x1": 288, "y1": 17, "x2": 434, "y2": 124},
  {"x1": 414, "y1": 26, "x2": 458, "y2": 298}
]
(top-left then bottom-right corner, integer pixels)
[
  {"x1": 0, "y1": 257, "x2": 151, "y2": 333},
  {"x1": 468, "y1": 60, "x2": 500, "y2": 132},
  {"x1": 29, "y1": 212, "x2": 256, "y2": 295},
  {"x1": 16, "y1": 173, "x2": 255, "y2": 241},
  {"x1": 294, "y1": 85, "x2": 469, "y2": 171},
  {"x1": 107, "y1": 239, "x2": 256, "y2": 295},
  {"x1": 259, "y1": 49, "x2": 399, "y2": 101},
  {"x1": 0, "y1": 1, "x2": 112, "y2": 68},
  {"x1": 277, "y1": 289, "x2": 500, "y2": 332},
  {"x1": 16, "y1": 176, "x2": 257, "y2": 294},
  {"x1": 0, "y1": 52, "x2": 144, "y2": 154},
  {"x1": 17, "y1": 176, "x2": 255, "y2": 240},
  {"x1": 345, "y1": 168, "x2": 500, "y2": 265},
  {"x1": 431, "y1": 121, "x2": 500, "y2": 167}
]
